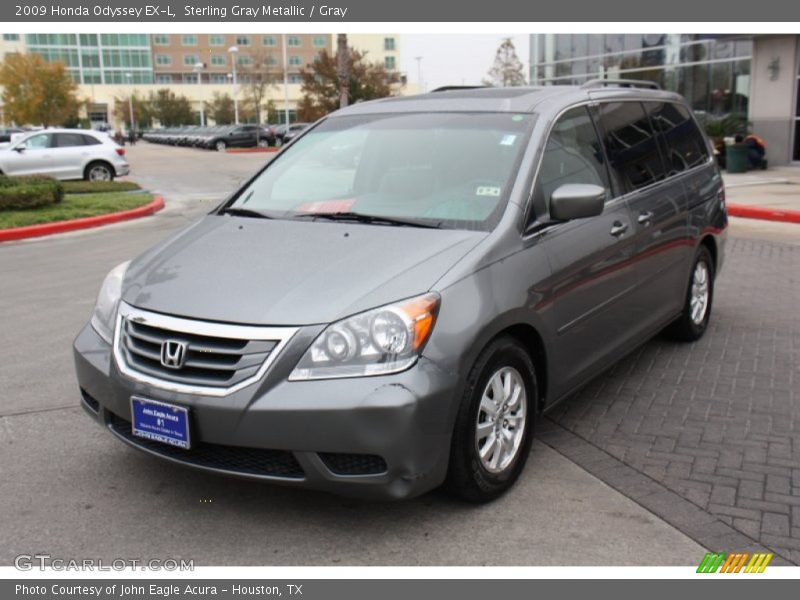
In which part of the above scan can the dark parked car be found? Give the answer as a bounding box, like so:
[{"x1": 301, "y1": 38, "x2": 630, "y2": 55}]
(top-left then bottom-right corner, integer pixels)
[
  {"x1": 204, "y1": 125, "x2": 276, "y2": 151},
  {"x1": 0, "y1": 127, "x2": 25, "y2": 144},
  {"x1": 276, "y1": 123, "x2": 310, "y2": 145},
  {"x1": 75, "y1": 82, "x2": 726, "y2": 502}
]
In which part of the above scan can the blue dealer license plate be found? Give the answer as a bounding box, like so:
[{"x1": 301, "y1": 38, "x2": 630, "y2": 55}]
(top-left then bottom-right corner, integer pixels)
[{"x1": 130, "y1": 397, "x2": 191, "y2": 449}]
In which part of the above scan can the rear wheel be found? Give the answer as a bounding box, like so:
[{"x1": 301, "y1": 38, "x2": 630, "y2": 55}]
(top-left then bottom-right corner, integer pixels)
[
  {"x1": 215, "y1": 140, "x2": 227, "y2": 152},
  {"x1": 664, "y1": 246, "x2": 715, "y2": 342},
  {"x1": 445, "y1": 336, "x2": 536, "y2": 503},
  {"x1": 257, "y1": 138, "x2": 270, "y2": 148},
  {"x1": 84, "y1": 161, "x2": 114, "y2": 182}
]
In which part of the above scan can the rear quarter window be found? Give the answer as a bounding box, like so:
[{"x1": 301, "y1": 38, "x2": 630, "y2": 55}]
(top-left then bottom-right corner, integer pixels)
[{"x1": 644, "y1": 102, "x2": 710, "y2": 174}]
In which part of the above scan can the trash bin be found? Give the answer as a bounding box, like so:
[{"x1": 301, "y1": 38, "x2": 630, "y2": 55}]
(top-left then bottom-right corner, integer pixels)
[{"x1": 726, "y1": 143, "x2": 748, "y2": 173}]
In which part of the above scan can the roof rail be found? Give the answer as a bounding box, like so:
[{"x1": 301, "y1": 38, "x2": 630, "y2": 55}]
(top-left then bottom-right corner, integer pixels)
[
  {"x1": 430, "y1": 85, "x2": 489, "y2": 93},
  {"x1": 581, "y1": 78, "x2": 661, "y2": 90}
]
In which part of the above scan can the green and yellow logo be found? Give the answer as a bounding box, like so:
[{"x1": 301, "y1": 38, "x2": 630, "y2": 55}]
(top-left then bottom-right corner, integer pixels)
[{"x1": 697, "y1": 552, "x2": 773, "y2": 573}]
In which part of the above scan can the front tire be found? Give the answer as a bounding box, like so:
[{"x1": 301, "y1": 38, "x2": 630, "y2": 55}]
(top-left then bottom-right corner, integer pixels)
[
  {"x1": 664, "y1": 246, "x2": 715, "y2": 342},
  {"x1": 215, "y1": 140, "x2": 227, "y2": 152},
  {"x1": 445, "y1": 336, "x2": 537, "y2": 503}
]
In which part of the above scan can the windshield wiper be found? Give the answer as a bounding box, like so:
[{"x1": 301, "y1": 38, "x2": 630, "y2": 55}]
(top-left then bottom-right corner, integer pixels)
[
  {"x1": 220, "y1": 206, "x2": 273, "y2": 219},
  {"x1": 292, "y1": 212, "x2": 441, "y2": 229}
]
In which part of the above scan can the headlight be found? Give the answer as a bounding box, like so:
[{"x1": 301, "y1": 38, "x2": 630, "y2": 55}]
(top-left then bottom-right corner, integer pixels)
[
  {"x1": 89, "y1": 261, "x2": 130, "y2": 344},
  {"x1": 289, "y1": 293, "x2": 440, "y2": 381}
]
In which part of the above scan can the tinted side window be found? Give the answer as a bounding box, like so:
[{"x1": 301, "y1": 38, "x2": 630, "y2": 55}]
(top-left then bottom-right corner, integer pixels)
[
  {"x1": 54, "y1": 133, "x2": 88, "y2": 148},
  {"x1": 534, "y1": 106, "x2": 609, "y2": 217},
  {"x1": 82, "y1": 134, "x2": 102, "y2": 146},
  {"x1": 597, "y1": 102, "x2": 667, "y2": 194},
  {"x1": 644, "y1": 102, "x2": 710, "y2": 174}
]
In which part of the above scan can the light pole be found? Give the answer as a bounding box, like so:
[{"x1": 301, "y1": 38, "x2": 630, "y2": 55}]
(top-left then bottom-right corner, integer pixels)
[
  {"x1": 124, "y1": 72, "x2": 135, "y2": 137},
  {"x1": 193, "y1": 62, "x2": 205, "y2": 126},
  {"x1": 228, "y1": 45, "x2": 239, "y2": 124},
  {"x1": 281, "y1": 34, "x2": 290, "y2": 125},
  {"x1": 414, "y1": 56, "x2": 424, "y2": 93}
]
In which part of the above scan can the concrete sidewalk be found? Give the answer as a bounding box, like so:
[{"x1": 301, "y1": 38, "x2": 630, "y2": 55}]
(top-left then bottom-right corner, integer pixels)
[{"x1": 723, "y1": 165, "x2": 800, "y2": 213}]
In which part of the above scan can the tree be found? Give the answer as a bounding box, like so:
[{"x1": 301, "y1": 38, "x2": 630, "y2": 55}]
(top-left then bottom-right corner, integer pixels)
[
  {"x1": 337, "y1": 34, "x2": 349, "y2": 109},
  {"x1": 204, "y1": 92, "x2": 236, "y2": 125},
  {"x1": 0, "y1": 53, "x2": 81, "y2": 127},
  {"x1": 148, "y1": 88, "x2": 194, "y2": 127},
  {"x1": 484, "y1": 38, "x2": 527, "y2": 87},
  {"x1": 297, "y1": 48, "x2": 401, "y2": 122},
  {"x1": 113, "y1": 92, "x2": 153, "y2": 129},
  {"x1": 238, "y1": 48, "x2": 280, "y2": 125}
]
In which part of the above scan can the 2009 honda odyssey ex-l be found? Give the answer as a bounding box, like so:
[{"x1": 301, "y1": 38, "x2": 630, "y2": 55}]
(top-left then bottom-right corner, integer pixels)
[{"x1": 74, "y1": 82, "x2": 726, "y2": 502}]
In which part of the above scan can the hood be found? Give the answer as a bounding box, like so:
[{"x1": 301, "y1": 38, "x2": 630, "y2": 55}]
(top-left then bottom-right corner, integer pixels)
[{"x1": 122, "y1": 215, "x2": 486, "y2": 325}]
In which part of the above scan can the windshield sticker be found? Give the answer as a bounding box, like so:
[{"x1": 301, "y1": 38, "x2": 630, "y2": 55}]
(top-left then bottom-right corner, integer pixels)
[
  {"x1": 295, "y1": 199, "x2": 355, "y2": 213},
  {"x1": 476, "y1": 186, "x2": 501, "y2": 197},
  {"x1": 500, "y1": 134, "x2": 517, "y2": 146}
]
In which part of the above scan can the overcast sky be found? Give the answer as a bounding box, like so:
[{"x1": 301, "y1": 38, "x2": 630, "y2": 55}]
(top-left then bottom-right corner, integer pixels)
[{"x1": 400, "y1": 34, "x2": 531, "y2": 92}]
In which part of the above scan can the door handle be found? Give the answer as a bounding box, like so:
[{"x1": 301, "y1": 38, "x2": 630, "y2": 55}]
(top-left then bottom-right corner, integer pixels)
[
  {"x1": 610, "y1": 221, "x2": 628, "y2": 237},
  {"x1": 637, "y1": 211, "x2": 654, "y2": 225}
]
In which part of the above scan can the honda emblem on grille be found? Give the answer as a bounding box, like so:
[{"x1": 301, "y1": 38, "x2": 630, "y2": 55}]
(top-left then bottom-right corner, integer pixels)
[{"x1": 160, "y1": 340, "x2": 187, "y2": 370}]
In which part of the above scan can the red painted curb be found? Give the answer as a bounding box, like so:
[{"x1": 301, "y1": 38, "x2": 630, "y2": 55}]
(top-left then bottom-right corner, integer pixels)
[
  {"x1": 727, "y1": 203, "x2": 800, "y2": 224},
  {"x1": 225, "y1": 147, "x2": 279, "y2": 154},
  {"x1": 0, "y1": 196, "x2": 165, "y2": 243}
]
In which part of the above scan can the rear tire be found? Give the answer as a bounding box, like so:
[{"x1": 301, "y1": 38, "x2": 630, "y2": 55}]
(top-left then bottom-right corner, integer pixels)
[
  {"x1": 444, "y1": 336, "x2": 536, "y2": 503},
  {"x1": 215, "y1": 140, "x2": 227, "y2": 152},
  {"x1": 664, "y1": 246, "x2": 715, "y2": 342},
  {"x1": 84, "y1": 161, "x2": 114, "y2": 182}
]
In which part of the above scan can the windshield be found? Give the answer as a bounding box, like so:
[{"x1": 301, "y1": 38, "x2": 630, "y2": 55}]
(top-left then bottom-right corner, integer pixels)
[{"x1": 226, "y1": 112, "x2": 535, "y2": 231}]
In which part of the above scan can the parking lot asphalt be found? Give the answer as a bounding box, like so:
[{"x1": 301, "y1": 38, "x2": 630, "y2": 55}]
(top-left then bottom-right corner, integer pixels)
[{"x1": 1, "y1": 143, "x2": 797, "y2": 566}]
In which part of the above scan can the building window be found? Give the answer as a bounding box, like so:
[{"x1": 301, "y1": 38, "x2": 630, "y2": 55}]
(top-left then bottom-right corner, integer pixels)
[
  {"x1": 156, "y1": 74, "x2": 172, "y2": 84},
  {"x1": 209, "y1": 73, "x2": 229, "y2": 84},
  {"x1": 384, "y1": 37, "x2": 395, "y2": 51},
  {"x1": 181, "y1": 35, "x2": 197, "y2": 46},
  {"x1": 211, "y1": 54, "x2": 226, "y2": 66},
  {"x1": 209, "y1": 35, "x2": 224, "y2": 47},
  {"x1": 153, "y1": 34, "x2": 170, "y2": 46},
  {"x1": 155, "y1": 54, "x2": 172, "y2": 66},
  {"x1": 237, "y1": 55, "x2": 252, "y2": 66},
  {"x1": 384, "y1": 56, "x2": 396, "y2": 70},
  {"x1": 266, "y1": 56, "x2": 278, "y2": 66},
  {"x1": 288, "y1": 55, "x2": 302, "y2": 66},
  {"x1": 183, "y1": 54, "x2": 199, "y2": 66},
  {"x1": 236, "y1": 35, "x2": 250, "y2": 47},
  {"x1": 288, "y1": 73, "x2": 303, "y2": 84},
  {"x1": 312, "y1": 36, "x2": 327, "y2": 48},
  {"x1": 3, "y1": 34, "x2": 20, "y2": 41},
  {"x1": 262, "y1": 36, "x2": 276, "y2": 47},
  {"x1": 287, "y1": 36, "x2": 301, "y2": 47}
]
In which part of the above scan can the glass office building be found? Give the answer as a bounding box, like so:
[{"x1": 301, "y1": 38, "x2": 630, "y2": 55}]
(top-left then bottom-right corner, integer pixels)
[
  {"x1": 25, "y1": 34, "x2": 153, "y2": 85},
  {"x1": 530, "y1": 34, "x2": 752, "y2": 117}
]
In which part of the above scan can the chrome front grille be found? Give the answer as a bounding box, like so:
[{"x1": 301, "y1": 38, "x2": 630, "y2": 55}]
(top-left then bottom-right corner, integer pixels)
[{"x1": 114, "y1": 302, "x2": 298, "y2": 396}]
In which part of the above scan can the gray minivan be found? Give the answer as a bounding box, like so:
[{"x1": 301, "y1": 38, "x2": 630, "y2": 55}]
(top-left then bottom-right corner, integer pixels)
[{"x1": 74, "y1": 82, "x2": 727, "y2": 502}]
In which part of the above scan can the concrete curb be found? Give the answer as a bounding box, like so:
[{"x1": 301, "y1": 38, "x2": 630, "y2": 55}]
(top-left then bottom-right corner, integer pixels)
[
  {"x1": 225, "y1": 147, "x2": 279, "y2": 154},
  {"x1": 0, "y1": 196, "x2": 165, "y2": 243},
  {"x1": 727, "y1": 203, "x2": 800, "y2": 224}
]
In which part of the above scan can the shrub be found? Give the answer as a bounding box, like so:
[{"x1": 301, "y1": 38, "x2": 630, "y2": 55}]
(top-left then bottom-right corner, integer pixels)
[
  {"x1": 0, "y1": 175, "x2": 64, "y2": 210},
  {"x1": 61, "y1": 180, "x2": 140, "y2": 194}
]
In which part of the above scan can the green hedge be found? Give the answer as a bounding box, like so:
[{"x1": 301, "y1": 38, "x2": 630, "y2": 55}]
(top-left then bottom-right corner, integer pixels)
[
  {"x1": 0, "y1": 175, "x2": 64, "y2": 210},
  {"x1": 61, "y1": 180, "x2": 140, "y2": 194}
]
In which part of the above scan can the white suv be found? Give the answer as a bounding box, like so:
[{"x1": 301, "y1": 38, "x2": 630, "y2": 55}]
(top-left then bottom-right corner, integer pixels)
[{"x1": 0, "y1": 128, "x2": 130, "y2": 181}]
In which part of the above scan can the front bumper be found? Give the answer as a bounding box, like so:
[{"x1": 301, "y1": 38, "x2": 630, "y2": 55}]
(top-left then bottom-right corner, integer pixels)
[{"x1": 73, "y1": 324, "x2": 458, "y2": 500}]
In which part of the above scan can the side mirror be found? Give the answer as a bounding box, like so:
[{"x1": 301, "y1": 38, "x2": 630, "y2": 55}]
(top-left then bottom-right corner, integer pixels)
[
  {"x1": 13, "y1": 144, "x2": 25, "y2": 153},
  {"x1": 550, "y1": 183, "x2": 605, "y2": 221}
]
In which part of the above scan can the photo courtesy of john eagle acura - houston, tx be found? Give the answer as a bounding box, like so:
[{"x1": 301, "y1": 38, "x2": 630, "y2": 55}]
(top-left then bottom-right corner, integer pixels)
[{"x1": 74, "y1": 82, "x2": 726, "y2": 502}]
